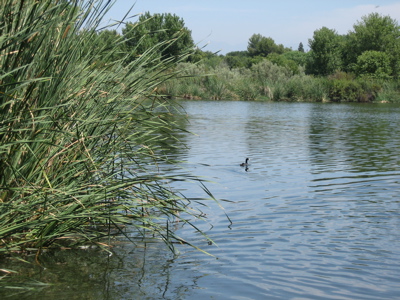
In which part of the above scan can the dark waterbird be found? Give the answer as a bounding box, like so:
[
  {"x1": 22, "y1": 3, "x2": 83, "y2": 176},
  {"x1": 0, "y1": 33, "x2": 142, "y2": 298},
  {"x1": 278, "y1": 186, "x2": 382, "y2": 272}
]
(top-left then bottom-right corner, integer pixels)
[{"x1": 240, "y1": 158, "x2": 249, "y2": 167}]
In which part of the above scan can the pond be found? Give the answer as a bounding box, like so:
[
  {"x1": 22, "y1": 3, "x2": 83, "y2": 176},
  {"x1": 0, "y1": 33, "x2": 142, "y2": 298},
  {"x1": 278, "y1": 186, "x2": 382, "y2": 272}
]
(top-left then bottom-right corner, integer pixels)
[{"x1": 2, "y1": 101, "x2": 400, "y2": 299}]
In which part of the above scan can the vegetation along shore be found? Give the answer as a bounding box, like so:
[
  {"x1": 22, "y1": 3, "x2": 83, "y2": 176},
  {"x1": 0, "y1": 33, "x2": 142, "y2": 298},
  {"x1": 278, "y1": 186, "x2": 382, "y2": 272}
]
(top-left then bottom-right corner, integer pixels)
[{"x1": 90, "y1": 8, "x2": 400, "y2": 103}]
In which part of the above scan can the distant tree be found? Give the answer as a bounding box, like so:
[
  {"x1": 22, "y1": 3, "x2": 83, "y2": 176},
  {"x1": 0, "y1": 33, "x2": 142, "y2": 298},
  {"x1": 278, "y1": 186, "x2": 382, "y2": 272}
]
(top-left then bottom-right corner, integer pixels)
[
  {"x1": 282, "y1": 50, "x2": 308, "y2": 67},
  {"x1": 225, "y1": 51, "x2": 252, "y2": 69},
  {"x1": 186, "y1": 48, "x2": 221, "y2": 63},
  {"x1": 356, "y1": 50, "x2": 392, "y2": 79},
  {"x1": 247, "y1": 34, "x2": 285, "y2": 57},
  {"x1": 267, "y1": 53, "x2": 299, "y2": 74},
  {"x1": 198, "y1": 51, "x2": 225, "y2": 69},
  {"x1": 307, "y1": 27, "x2": 344, "y2": 75},
  {"x1": 226, "y1": 51, "x2": 249, "y2": 57},
  {"x1": 343, "y1": 13, "x2": 400, "y2": 77},
  {"x1": 225, "y1": 55, "x2": 242, "y2": 69},
  {"x1": 122, "y1": 12, "x2": 194, "y2": 62},
  {"x1": 201, "y1": 50, "x2": 222, "y2": 60},
  {"x1": 298, "y1": 42, "x2": 305, "y2": 52},
  {"x1": 186, "y1": 48, "x2": 203, "y2": 63}
]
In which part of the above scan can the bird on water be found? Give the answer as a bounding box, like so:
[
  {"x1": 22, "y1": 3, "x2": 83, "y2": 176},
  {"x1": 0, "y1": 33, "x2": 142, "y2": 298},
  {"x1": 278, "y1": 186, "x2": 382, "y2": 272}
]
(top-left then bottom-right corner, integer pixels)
[{"x1": 240, "y1": 158, "x2": 249, "y2": 167}]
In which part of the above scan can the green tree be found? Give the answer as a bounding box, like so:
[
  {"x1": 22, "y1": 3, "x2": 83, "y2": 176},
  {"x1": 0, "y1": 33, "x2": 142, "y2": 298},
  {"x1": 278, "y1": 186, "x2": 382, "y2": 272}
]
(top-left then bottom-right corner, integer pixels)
[
  {"x1": 225, "y1": 51, "x2": 252, "y2": 69},
  {"x1": 247, "y1": 34, "x2": 285, "y2": 57},
  {"x1": 282, "y1": 50, "x2": 308, "y2": 67},
  {"x1": 200, "y1": 52, "x2": 225, "y2": 69},
  {"x1": 267, "y1": 53, "x2": 299, "y2": 74},
  {"x1": 122, "y1": 12, "x2": 194, "y2": 62},
  {"x1": 307, "y1": 27, "x2": 343, "y2": 75},
  {"x1": 356, "y1": 50, "x2": 392, "y2": 79},
  {"x1": 226, "y1": 50, "x2": 249, "y2": 57},
  {"x1": 344, "y1": 13, "x2": 400, "y2": 77},
  {"x1": 298, "y1": 42, "x2": 305, "y2": 52}
]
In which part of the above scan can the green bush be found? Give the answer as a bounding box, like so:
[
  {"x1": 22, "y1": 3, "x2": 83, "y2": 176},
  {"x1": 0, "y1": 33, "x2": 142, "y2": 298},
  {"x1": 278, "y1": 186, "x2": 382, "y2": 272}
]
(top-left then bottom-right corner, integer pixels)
[
  {"x1": 325, "y1": 71, "x2": 383, "y2": 102},
  {"x1": 233, "y1": 78, "x2": 260, "y2": 101},
  {"x1": 356, "y1": 51, "x2": 392, "y2": 79},
  {"x1": 251, "y1": 59, "x2": 293, "y2": 83},
  {"x1": 328, "y1": 78, "x2": 363, "y2": 102}
]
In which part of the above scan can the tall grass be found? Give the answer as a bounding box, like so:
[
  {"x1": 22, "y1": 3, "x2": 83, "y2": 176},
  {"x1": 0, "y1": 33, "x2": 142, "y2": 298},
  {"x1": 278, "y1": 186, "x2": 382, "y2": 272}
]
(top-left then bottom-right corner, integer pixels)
[
  {"x1": 0, "y1": 0, "x2": 217, "y2": 255},
  {"x1": 168, "y1": 56, "x2": 400, "y2": 102},
  {"x1": 375, "y1": 80, "x2": 400, "y2": 103}
]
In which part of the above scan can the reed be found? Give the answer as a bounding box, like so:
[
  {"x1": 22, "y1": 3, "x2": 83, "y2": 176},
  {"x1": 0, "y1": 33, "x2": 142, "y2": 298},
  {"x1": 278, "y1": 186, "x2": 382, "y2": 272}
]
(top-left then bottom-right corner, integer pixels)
[
  {"x1": 0, "y1": 0, "x2": 216, "y2": 255},
  {"x1": 234, "y1": 78, "x2": 260, "y2": 101},
  {"x1": 279, "y1": 75, "x2": 327, "y2": 102},
  {"x1": 160, "y1": 50, "x2": 400, "y2": 102},
  {"x1": 375, "y1": 80, "x2": 400, "y2": 103}
]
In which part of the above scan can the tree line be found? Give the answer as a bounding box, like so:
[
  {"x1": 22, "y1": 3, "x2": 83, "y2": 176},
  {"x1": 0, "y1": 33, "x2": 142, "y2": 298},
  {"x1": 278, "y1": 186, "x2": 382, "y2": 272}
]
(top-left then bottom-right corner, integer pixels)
[
  {"x1": 95, "y1": 12, "x2": 399, "y2": 78},
  {"x1": 93, "y1": 11, "x2": 400, "y2": 102}
]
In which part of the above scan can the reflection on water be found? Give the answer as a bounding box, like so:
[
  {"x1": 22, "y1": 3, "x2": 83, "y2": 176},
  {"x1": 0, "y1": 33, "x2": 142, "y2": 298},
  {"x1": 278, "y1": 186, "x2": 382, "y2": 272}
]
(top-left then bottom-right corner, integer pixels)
[
  {"x1": 0, "y1": 241, "x2": 189, "y2": 300},
  {"x1": 2, "y1": 101, "x2": 400, "y2": 299}
]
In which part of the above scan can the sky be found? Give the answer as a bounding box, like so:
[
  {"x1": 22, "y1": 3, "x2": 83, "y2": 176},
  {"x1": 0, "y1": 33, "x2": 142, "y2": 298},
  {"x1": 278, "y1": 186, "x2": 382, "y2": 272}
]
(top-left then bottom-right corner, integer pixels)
[{"x1": 103, "y1": 1, "x2": 400, "y2": 54}]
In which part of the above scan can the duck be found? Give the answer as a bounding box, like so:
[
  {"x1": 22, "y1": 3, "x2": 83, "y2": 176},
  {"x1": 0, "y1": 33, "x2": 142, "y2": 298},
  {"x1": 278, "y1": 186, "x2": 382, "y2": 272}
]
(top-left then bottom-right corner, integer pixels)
[{"x1": 240, "y1": 158, "x2": 249, "y2": 167}]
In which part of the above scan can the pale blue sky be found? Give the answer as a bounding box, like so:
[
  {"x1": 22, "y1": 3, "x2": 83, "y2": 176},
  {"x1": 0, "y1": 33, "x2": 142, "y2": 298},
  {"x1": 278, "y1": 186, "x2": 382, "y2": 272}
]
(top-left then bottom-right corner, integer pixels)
[{"x1": 104, "y1": 1, "x2": 400, "y2": 54}]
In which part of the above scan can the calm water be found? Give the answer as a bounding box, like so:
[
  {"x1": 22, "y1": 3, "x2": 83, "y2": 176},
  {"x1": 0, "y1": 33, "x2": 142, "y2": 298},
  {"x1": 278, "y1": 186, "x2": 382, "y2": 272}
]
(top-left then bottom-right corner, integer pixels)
[{"x1": 2, "y1": 101, "x2": 400, "y2": 299}]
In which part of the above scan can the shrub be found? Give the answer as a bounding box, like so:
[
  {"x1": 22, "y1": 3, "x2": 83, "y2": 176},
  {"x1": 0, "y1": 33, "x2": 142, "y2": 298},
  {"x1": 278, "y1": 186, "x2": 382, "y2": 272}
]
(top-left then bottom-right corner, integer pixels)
[
  {"x1": 356, "y1": 51, "x2": 392, "y2": 79},
  {"x1": 251, "y1": 59, "x2": 293, "y2": 83},
  {"x1": 325, "y1": 71, "x2": 383, "y2": 102},
  {"x1": 234, "y1": 78, "x2": 260, "y2": 101}
]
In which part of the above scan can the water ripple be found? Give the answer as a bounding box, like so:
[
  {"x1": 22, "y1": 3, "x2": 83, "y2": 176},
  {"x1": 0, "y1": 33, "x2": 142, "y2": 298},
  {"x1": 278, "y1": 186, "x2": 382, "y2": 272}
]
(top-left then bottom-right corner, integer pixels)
[{"x1": 169, "y1": 101, "x2": 400, "y2": 299}]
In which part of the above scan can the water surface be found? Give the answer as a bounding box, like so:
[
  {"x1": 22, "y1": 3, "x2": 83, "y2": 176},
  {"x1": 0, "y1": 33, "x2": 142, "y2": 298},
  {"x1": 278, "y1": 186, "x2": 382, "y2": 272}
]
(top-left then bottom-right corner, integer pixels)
[{"x1": 2, "y1": 101, "x2": 400, "y2": 299}]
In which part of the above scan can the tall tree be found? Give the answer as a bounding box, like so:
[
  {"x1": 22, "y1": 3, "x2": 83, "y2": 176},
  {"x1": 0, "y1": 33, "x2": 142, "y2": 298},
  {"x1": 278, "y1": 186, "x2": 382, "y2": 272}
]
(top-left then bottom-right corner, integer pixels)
[
  {"x1": 298, "y1": 42, "x2": 305, "y2": 52},
  {"x1": 307, "y1": 27, "x2": 343, "y2": 75},
  {"x1": 343, "y1": 13, "x2": 400, "y2": 77},
  {"x1": 122, "y1": 12, "x2": 194, "y2": 62},
  {"x1": 247, "y1": 34, "x2": 285, "y2": 57}
]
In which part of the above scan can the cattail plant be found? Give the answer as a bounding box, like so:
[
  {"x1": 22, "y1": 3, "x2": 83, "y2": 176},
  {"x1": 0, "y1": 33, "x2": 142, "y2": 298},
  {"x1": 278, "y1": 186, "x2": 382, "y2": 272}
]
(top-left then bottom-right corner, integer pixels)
[{"x1": 0, "y1": 0, "x2": 216, "y2": 255}]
